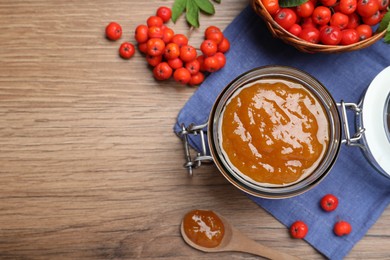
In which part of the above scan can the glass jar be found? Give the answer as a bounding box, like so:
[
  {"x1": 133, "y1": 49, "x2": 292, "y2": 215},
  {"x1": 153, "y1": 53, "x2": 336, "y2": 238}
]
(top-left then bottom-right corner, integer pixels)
[{"x1": 179, "y1": 65, "x2": 390, "y2": 199}]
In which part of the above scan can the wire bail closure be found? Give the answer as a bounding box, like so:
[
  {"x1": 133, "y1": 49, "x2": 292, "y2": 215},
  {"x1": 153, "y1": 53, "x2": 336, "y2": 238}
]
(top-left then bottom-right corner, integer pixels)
[
  {"x1": 337, "y1": 100, "x2": 365, "y2": 148},
  {"x1": 179, "y1": 122, "x2": 213, "y2": 176}
]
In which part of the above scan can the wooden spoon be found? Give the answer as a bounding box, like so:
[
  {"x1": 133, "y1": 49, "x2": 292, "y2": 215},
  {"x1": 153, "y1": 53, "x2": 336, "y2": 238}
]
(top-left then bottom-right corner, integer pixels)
[{"x1": 181, "y1": 211, "x2": 300, "y2": 260}]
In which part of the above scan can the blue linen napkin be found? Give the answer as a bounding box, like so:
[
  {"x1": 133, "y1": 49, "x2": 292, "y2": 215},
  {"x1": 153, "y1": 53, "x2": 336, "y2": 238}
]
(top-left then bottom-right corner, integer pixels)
[{"x1": 174, "y1": 5, "x2": 390, "y2": 259}]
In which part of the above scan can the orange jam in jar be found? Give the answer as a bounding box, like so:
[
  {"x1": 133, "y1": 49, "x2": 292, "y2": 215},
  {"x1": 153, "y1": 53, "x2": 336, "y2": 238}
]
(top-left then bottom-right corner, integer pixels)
[
  {"x1": 182, "y1": 209, "x2": 224, "y2": 248},
  {"x1": 219, "y1": 79, "x2": 329, "y2": 186}
]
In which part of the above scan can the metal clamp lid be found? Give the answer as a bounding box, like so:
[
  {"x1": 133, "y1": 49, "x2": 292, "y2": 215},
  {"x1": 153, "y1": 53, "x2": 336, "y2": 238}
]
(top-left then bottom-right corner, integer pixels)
[
  {"x1": 178, "y1": 122, "x2": 213, "y2": 176},
  {"x1": 337, "y1": 100, "x2": 365, "y2": 148}
]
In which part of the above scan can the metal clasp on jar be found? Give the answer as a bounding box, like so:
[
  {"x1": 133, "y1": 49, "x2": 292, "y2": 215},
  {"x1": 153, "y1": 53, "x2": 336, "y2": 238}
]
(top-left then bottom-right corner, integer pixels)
[
  {"x1": 179, "y1": 122, "x2": 213, "y2": 176},
  {"x1": 337, "y1": 100, "x2": 365, "y2": 148}
]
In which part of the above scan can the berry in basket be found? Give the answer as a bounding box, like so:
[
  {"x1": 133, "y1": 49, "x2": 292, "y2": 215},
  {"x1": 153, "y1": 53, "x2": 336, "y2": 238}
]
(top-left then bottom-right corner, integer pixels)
[{"x1": 252, "y1": 0, "x2": 390, "y2": 52}]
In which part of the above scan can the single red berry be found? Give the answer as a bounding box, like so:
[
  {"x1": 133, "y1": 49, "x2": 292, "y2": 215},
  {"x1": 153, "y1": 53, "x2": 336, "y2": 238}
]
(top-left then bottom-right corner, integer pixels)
[
  {"x1": 146, "y1": 38, "x2": 165, "y2": 56},
  {"x1": 189, "y1": 72, "x2": 205, "y2": 86},
  {"x1": 162, "y1": 27, "x2": 175, "y2": 43},
  {"x1": 262, "y1": 0, "x2": 280, "y2": 15},
  {"x1": 320, "y1": 25, "x2": 342, "y2": 45},
  {"x1": 334, "y1": 221, "x2": 352, "y2": 236},
  {"x1": 185, "y1": 59, "x2": 200, "y2": 75},
  {"x1": 153, "y1": 62, "x2": 172, "y2": 80},
  {"x1": 320, "y1": 194, "x2": 339, "y2": 212},
  {"x1": 173, "y1": 67, "x2": 191, "y2": 84},
  {"x1": 356, "y1": 24, "x2": 373, "y2": 40},
  {"x1": 204, "y1": 26, "x2": 221, "y2": 37},
  {"x1": 288, "y1": 23, "x2": 302, "y2": 36},
  {"x1": 138, "y1": 42, "x2": 148, "y2": 54},
  {"x1": 119, "y1": 42, "x2": 135, "y2": 59},
  {"x1": 156, "y1": 6, "x2": 172, "y2": 23},
  {"x1": 179, "y1": 45, "x2": 197, "y2": 62},
  {"x1": 147, "y1": 16, "x2": 164, "y2": 27},
  {"x1": 214, "y1": 52, "x2": 226, "y2": 70},
  {"x1": 164, "y1": 42, "x2": 180, "y2": 60},
  {"x1": 148, "y1": 26, "x2": 164, "y2": 39},
  {"x1": 274, "y1": 8, "x2": 297, "y2": 30},
  {"x1": 290, "y1": 221, "x2": 308, "y2": 239},
  {"x1": 200, "y1": 39, "x2": 218, "y2": 57},
  {"x1": 312, "y1": 6, "x2": 332, "y2": 25},
  {"x1": 204, "y1": 55, "x2": 220, "y2": 72},
  {"x1": 218, "y1": 37, "x2": 230, "y2": 53},
  {"x1": 105, "y1": 22, "x2": 122, "y2": 41},
  {"x1": 170, "y1": 34, "x2": 189, "y2": 48},
  {"x1": 135, "y1": 24, "x2": 149, "y2": 43},
  {"x1": 205, "y1": 30, "x2": 224, "y2": 45},
  {"x1": 167, "y1": 57, "x2": 183, "y2": 70},
  {"x1": 146, "y1": 54, "x2": 163, "y2": 67},
  {"x1": 357, "y1": 0, "x2": 379, "y2": 17},
  {"x1": 340, "y1": 28, "x2": 359, "y2": 45}
]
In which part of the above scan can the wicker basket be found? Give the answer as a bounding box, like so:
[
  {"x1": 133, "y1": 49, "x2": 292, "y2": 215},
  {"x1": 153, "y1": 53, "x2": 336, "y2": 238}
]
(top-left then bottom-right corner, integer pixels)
[{"x1": 251, "y1": 0, "x2": 386, "y2": 53}]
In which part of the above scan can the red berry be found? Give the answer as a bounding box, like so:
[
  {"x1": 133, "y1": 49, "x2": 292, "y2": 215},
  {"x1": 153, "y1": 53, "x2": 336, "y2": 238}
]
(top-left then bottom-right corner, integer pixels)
[
  {"x1": 153, "y1": 62, "x2": 172, "y2": 80},
  {"x1": 312, "y1": 6, "x2": 332, "y2": 25},
  {"x1": 146, "y1": 54, "x2": 163, "y2": 67},
  {"x1": 146, "y1": 38, "x2": 165, "y2": 56},
  {"x1": 138, "y1": 42, "x2": 148, "y2": 54},
  {"x1": 156, "y1": 6, "x2": 172, "y2": 23},
  {"x1": 214, "y1": 52, "x2": 226, "y2": 69},
  {"x1": 200, "y1": 39, "x2": 218, "y2": 57},
  {"x1": 320, "y1": 194, "x2": 339, "y2": 211},
  {"x1": 162, "y1": 27, "x2": 175, "y2": 43},
  {"x1": 356, "y1": 24, "x2": 373, "y2": 40},
  {"x1": 185, "y1": 59, "x2": 201, "y2": 75},
  {"x1": 135, "y1": 24, "x2": 149, "y2": 43},
  {"x1": 320, "y1": 25, "x2": 342, "y2": 45},
  {"x1": 189, "y1": 72, "x2": 205, "y2": 86},
  {"x1": 147, "y1": 16, "x2": 163, "y2": 27},
  {"x1": 334, "y1": 221, "x2": 352, "y2": 236},
  {"x1": 179, "y1": 45, "x2": 197, "y2": 62},
  {"x1": 170, "y1": 34, "x2": 189, "y2": 48},
  {"x1": 164, "y1": 42, "x2": 180, "y2": 60},
  {"x1": 218, "y1": 37, "x2": 230, "y2": 53},
  {"x1": 119, "y1": 42, "x2": 135, "y2": 59},
  {"x1": 340, "y1": 28, "x2": 359, "y2": 45},
  {"x1": 290, "y1": 221, "x2": 308, "y2": 239},
  {"x1": 204, "y1": 26, "x2": 221, "y2": 37},
  {"x1": 167, "y1": 57, "x2": 183, "y2": 70},
  {"x1": 274, "y1": 8, "x2": 297, "y2": 30},
  {"x1": 148, "y1": 26, "x2": 164, "y2": 38},
  {"x1": 105, "y1": 22, "x2": 122, "y2": 41},
  {"x1": 173, "y1": 67, "x2": 192, "y2": 84},
  {"x1": 204, "y1": 55, "x2": 220, "y2": 72},
  {"x1": 206, "y1": 30, "x2": 224, "y2": 45},
  {"x1": 357, "y1": 0, "x2": 379, "y2": 17}
]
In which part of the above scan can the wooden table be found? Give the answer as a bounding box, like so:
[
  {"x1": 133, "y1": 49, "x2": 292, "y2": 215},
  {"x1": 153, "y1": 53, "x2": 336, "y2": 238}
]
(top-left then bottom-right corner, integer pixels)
[{"x1": 0, "y1": 0, "x2": 389, "y2": 259}]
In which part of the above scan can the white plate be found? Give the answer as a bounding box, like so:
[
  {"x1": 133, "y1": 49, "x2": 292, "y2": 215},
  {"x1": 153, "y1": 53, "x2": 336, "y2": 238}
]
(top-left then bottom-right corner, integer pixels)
[{"x1": 361, "y1": 66, "x2": 390, "y2": 176}]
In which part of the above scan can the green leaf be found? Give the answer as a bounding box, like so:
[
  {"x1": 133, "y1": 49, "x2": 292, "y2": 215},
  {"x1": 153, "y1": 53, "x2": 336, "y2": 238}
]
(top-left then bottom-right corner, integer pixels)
[
  {"x1": 279, "y1": 0, "x2": 308, "y2": 7},
  {"x1": 195, "y1": 0, "x2": 215, "y2": 15},
  {"x1": 378, "y1": 10, "x2": 390, "y2": 32},
  {"x1": 384, "y1": 23, "x2": 390, "y2": 44},
  {"x1": 186, "y1": 0, "x2": 200, "y2": 28},
  {"x1": 172, "y1": 0, "x2": 187, "y2": 23}
]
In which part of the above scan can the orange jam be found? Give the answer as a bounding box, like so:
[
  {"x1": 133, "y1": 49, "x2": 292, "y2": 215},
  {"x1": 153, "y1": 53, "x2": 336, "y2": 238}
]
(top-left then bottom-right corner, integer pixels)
[
  {"x1": 182, "y1": 209, "x2": 225, "y2": 248},
  {"x1": 220, "y1": 79, "x2": 329, "y2": 186}
]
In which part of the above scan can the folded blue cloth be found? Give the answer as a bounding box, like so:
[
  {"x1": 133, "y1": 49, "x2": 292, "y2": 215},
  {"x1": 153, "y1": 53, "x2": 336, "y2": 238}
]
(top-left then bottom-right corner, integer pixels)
[{"x1": 174, "y1": 5, "x2": 390, "y2": 259}]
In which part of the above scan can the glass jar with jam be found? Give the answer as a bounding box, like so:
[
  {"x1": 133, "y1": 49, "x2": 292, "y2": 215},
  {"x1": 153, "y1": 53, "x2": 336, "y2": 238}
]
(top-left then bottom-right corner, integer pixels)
[{"x1": 179, "y1": 65, "x2": 390, "y2": 199}]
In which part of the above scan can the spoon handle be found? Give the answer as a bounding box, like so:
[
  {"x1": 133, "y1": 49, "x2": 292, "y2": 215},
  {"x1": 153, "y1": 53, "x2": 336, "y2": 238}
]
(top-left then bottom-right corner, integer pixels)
[{"x1": 228, "y1": 227, "x2": 301, "y2": 260}]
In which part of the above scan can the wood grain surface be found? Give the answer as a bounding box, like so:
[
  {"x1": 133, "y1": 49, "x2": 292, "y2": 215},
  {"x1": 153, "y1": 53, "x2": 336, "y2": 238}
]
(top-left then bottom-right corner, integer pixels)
[{"x1": 0, "y1": 0, "x2": 389, "y2": 259}]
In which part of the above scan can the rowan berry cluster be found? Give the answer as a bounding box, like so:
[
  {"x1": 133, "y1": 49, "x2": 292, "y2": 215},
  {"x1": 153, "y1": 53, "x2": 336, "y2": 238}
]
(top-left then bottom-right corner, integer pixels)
[
  {"x1": 134, "y1": 7, "x2": 230, "y2": 86},
  {"x1": 262, "y1": 0, "x2": 389, "y2": 45}
]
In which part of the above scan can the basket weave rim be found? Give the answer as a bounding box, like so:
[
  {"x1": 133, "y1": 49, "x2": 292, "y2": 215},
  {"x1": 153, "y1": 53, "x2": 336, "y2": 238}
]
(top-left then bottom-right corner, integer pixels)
[{"x1": 252, "y1": 0, "x2": 386, "y2": 53}]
